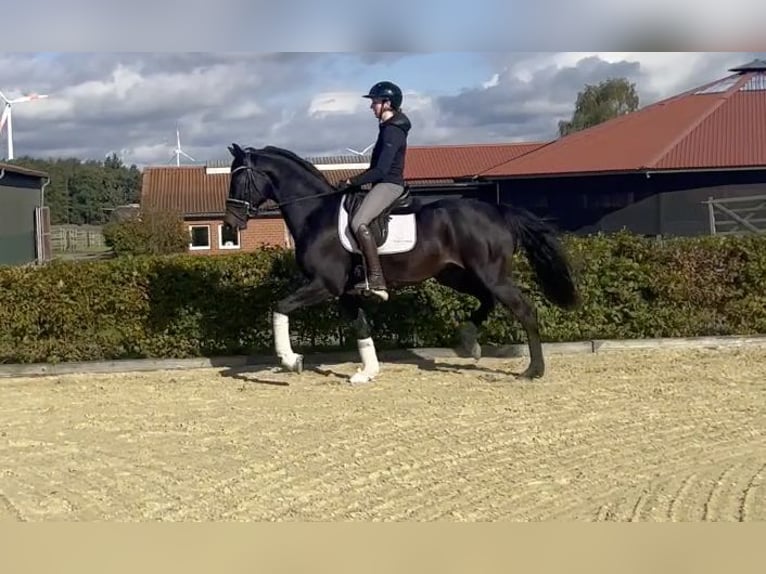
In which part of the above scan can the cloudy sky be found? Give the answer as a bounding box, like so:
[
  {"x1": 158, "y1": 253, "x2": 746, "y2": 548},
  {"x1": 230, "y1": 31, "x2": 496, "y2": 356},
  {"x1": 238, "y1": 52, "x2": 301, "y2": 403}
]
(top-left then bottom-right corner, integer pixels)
[{"x1": 1, "y1": 51, "x2": 764, "y2": 168}]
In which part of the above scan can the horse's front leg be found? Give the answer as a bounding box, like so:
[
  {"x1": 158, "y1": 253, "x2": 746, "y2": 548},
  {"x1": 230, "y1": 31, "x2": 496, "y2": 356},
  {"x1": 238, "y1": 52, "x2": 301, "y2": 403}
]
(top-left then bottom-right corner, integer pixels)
[
  {"x1": 274, "y1": 279, "x2": 333, "y2": 373},
  {"x1": 339, "y1": 294, "x2": 380, "y2": 384}
]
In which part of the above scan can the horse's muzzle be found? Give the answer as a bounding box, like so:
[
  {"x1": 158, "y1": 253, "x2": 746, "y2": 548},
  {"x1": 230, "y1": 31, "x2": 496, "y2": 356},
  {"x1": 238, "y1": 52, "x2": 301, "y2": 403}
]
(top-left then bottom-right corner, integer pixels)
[{"x1": 224, "y1": 198, "x2": 251, "y2": 230}]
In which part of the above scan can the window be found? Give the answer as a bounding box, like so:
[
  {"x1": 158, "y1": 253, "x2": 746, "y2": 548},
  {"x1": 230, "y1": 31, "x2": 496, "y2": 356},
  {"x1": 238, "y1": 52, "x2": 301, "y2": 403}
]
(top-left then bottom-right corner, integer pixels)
[
  {"x1": 218, "y1": 223, "x2": 240, "y2": 249},
  {"x1": 189, "y1": 225, "x2": 210, "y2": 250}
]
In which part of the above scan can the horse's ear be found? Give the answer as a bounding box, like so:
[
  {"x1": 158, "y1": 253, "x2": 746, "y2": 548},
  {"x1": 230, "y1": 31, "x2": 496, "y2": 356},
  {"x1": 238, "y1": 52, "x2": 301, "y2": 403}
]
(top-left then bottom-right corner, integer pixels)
[{"x1": 228, "y1": 143, "x2": 244, "y2": 158}]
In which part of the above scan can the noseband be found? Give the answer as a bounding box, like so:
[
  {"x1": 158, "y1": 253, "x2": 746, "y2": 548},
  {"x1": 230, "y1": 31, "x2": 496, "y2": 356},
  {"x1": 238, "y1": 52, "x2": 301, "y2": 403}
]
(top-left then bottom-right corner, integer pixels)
[{"x1": 227, "y1": 165, "x2": 266, "y2": 216}]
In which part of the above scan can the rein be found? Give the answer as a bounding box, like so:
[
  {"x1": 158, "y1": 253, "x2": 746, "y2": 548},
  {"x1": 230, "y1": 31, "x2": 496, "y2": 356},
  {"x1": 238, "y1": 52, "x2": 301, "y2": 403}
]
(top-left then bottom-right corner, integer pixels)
[{"x1": 230, "y1": 164, "x2": 349, "y2": 210}]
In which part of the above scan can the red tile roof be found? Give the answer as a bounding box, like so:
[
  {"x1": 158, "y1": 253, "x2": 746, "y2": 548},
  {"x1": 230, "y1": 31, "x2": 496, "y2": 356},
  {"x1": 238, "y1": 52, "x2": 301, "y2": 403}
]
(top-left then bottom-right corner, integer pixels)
[
  {"x1": 142, "y1": 166, "x2": 229, "y2": 216},
  {"x1": 404, "y1": 142, "x2": 546, "y2": 179},
  {"x1": 481, "y1": 60, "x2": 766, "y2": 178},
  {"x1": 141, "y1": 142, "x2": 545, "y2": 216}
]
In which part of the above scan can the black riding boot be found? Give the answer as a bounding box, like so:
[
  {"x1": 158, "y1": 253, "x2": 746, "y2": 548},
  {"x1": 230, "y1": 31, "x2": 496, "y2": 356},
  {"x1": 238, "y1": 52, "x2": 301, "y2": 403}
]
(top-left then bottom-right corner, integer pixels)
[{"x1": 354, "y1": 224, "x2": 388, "y2": 301}]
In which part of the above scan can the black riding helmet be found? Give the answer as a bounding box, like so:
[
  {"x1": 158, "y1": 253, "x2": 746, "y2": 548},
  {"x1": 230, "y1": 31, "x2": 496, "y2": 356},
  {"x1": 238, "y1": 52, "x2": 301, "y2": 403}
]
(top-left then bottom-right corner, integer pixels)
[{"x1": 362, "y1": 81, "x2": 403, "y2": 110}]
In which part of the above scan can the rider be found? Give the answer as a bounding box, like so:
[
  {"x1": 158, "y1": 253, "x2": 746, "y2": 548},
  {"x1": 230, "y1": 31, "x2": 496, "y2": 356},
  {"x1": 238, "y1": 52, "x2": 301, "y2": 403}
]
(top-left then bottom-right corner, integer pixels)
[{"x1": 338, "y1": 80, "x2": 411, "y2": 302}]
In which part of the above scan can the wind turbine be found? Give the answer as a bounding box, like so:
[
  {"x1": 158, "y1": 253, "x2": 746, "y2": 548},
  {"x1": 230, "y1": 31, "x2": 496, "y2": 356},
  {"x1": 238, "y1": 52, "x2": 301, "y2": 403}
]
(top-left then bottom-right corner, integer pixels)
[
  {"x1": 0, "y1": 90, "x2": 49, "y2": 160},
  {"x1": 170, "y1": 126, "x2": 195, "y2": 166},
  {"x1": 346, "y1": 142, "x2": 374, "y2": 156}
]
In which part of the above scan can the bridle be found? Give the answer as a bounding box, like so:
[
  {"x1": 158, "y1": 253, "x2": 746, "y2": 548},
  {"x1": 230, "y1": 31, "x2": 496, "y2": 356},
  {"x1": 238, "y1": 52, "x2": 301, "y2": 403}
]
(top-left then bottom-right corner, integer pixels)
[{"x1": 228, "y1": 164, "x2": 350, "y2": 213}]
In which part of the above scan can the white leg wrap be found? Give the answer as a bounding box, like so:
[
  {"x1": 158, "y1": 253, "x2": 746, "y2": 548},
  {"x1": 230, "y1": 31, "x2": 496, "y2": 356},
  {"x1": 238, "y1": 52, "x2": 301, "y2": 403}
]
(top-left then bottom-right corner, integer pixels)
[
  {"x1": 273, "y1": 311, "x2": 301, "y2": 370},
  {"x1": 349, "y1": 337, "x2": 380, "y2": 384}
]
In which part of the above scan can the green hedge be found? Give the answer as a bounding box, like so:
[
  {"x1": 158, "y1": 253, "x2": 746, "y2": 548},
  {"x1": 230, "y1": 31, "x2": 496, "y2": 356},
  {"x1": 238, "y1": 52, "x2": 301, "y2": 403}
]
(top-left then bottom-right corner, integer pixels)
[{"x1": 1, "y1": 231, "x2": 765, "y2": 364}]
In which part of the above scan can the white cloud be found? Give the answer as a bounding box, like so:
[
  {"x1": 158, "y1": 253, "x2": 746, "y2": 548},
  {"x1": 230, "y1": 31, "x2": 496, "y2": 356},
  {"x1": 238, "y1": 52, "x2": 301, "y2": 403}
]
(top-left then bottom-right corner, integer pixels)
[
  {"x1": 67, "y1": 64, "x2": 144, "y2": 101},
  {"x1": 308, "y1": 92, "x2": 365, "y2": 116},
  {"x1": 545, "y1": 52, "x2": 753, "y2": 101},
  {"x1": 482, "y1": 73, "x2": 500, "y2": 89},
  {"x1": 218, "y1": 101, "x2": 265, "y2": 122},
  {"x1": 1, "y1": 52, "x2": 764, "y2": 167}
]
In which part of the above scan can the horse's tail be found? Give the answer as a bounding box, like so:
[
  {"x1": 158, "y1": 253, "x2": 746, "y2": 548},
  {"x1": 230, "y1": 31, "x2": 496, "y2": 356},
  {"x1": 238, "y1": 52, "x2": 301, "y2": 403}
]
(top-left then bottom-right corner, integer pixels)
[{"x1": 499, "y1": 203, "x2": 580, "y2": 310}]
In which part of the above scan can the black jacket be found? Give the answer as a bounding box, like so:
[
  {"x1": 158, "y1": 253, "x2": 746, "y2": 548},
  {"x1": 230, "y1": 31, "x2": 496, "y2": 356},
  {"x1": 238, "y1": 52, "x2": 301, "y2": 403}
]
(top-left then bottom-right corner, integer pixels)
[{"x1": 349, "y1": 111, "x2": 411, "y2": 187}]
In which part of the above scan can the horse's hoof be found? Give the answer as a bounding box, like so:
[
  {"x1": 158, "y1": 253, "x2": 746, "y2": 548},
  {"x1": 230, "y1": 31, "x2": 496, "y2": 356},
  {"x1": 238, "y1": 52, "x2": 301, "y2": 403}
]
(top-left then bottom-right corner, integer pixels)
[
  {"x1": 455, "y1": 342, "x2": 482, "y2": 360},
  {"x1": 349, "y1": 369, "x2": 377, "y2": 384},
  {"x1": 280, "y1": 354, "x2": 303, "y2": 373},
  {"x1": 456, "y1": 323, "x2": 481, "y2": 360},
  {"x1": 516, "y1": 365, "x2": 544, "y2": 380}
]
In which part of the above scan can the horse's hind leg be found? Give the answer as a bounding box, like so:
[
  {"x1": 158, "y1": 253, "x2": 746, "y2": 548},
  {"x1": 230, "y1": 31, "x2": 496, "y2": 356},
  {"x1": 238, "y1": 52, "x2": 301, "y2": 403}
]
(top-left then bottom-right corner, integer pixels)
[
  {"x1": 434, "y1": 265, "x2": 495, "y2": 360},
  {"x1": 502, "y1": 284, "x2": 544, "y2": 378},
  {"x1": 338, "y1": 293, "x2": 380, "y2": 384},
  {"x1": 471, "y1": 265, "x2": 545, "y2": 379}
]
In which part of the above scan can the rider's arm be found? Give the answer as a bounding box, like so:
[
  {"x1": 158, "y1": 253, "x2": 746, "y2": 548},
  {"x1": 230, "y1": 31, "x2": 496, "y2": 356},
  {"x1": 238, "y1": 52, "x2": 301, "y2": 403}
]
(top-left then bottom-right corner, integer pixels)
[{"x1": 347, "y1": 126, "x2": 406, "y2": 187}]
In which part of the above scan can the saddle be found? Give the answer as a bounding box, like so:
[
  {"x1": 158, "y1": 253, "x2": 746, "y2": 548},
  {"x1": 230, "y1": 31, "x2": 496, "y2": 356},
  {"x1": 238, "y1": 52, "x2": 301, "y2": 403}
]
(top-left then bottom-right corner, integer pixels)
[{"x1": 343, "y1": 185, "x2": 420, "y2": 246}]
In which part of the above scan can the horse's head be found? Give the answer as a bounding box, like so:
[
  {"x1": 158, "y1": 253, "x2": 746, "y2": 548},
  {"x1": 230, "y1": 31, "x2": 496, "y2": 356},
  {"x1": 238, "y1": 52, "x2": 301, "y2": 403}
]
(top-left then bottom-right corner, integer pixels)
[{"x1": 224, "y1": 143, "x2": 275, "y2": 230}]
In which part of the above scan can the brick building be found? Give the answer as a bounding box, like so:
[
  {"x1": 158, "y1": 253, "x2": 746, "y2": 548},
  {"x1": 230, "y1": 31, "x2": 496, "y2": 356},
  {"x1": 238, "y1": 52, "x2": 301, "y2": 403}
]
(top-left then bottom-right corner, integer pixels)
[
  {"x1": 139, "y1": 142, "x2": 545, "y2": 255},
  {"x1": 140, "y1": 163, "x2": 293, "y2": 254}
]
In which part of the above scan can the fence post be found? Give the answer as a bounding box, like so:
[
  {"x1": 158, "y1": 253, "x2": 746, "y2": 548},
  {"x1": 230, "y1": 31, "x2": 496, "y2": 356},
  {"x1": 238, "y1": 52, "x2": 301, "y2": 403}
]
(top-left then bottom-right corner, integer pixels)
[{"x1": 707, "y1": 196, "x2": 716, "y2": 235}]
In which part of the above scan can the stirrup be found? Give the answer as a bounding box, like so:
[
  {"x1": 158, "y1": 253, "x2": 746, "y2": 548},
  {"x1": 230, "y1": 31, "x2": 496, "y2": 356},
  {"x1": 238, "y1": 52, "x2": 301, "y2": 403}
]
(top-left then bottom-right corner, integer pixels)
[
  {"x1": 354, "y1": 279, "x2": 389, "y2": 301},
  {"x1": 366, "y1": 287, "x2": 389, "y2": 302}
]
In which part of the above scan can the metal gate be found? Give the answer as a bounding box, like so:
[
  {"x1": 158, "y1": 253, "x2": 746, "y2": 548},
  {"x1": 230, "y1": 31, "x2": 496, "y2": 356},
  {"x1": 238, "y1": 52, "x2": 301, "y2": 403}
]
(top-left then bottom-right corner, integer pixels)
[{"x1": 704, "y1": 194, "x2": 766, "y2": 235}]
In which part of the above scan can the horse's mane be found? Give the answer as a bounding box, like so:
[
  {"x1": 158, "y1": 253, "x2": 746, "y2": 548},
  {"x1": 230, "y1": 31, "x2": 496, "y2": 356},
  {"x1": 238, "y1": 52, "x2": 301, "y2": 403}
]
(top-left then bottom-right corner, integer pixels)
[{"x1": 259, "y1": 145, "x2": 332, "y2": 188}]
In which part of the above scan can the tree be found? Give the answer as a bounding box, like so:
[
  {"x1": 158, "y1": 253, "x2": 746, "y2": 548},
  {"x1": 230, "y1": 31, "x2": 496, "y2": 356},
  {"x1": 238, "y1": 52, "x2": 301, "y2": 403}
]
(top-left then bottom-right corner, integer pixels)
[
  {"x1": 103, "y1": 205, "x2": 188, "y2": 257},
  {"x1": 7, "y1": 155, "x2": 143, "y2": 225},
  {"x1": 558, "y1": 77, "x2": 640, "y2": 137}
]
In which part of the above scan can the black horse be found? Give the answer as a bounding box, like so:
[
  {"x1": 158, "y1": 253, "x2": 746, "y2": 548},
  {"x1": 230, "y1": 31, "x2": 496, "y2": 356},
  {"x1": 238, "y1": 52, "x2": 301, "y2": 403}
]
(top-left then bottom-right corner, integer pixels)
[{"x1": 224, "y1": 143, "x2": 579, "y2": 383}]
